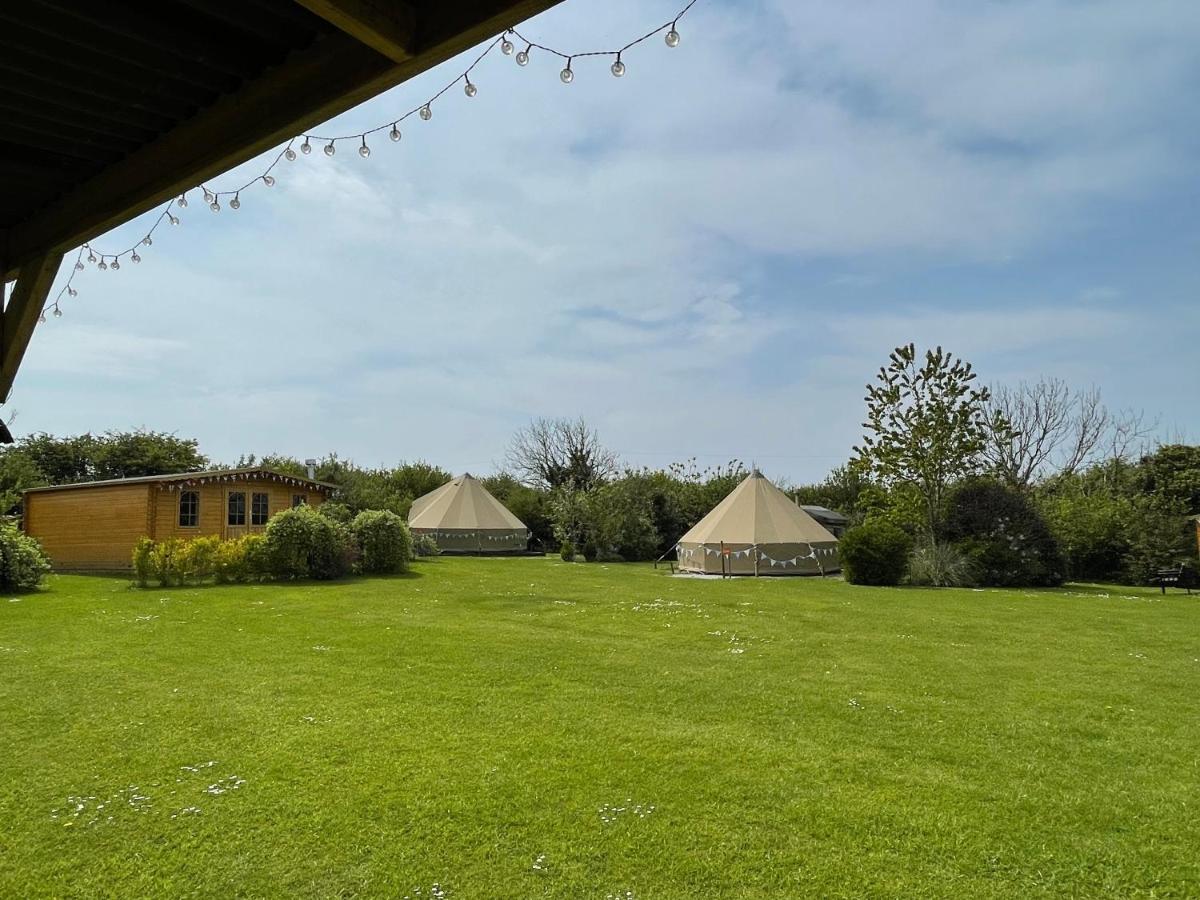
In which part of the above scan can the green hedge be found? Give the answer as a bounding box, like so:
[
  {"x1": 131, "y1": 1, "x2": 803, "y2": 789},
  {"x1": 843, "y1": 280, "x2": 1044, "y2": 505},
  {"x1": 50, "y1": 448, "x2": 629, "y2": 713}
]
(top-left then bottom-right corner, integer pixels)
[
  {"x1": 839, "y1": 519, "x2": 913, "y2": 586},
  {"x1": 0, "y1": 523, "x2": 51, "y2": 592}
]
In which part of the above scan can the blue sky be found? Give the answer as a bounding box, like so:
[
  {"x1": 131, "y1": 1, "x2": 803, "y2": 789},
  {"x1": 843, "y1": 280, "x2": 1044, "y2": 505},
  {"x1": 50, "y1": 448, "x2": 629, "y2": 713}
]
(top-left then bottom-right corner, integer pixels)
[{"x1": 13, "y1": 0, "x2": 1200, "y2": 483}]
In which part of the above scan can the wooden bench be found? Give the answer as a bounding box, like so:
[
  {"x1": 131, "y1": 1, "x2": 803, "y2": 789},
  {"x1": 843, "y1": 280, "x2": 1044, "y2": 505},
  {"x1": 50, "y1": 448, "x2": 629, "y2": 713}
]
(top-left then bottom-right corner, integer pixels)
[{"x1": 1150, "y1": 564, "x2": 1198, "y2": 594}]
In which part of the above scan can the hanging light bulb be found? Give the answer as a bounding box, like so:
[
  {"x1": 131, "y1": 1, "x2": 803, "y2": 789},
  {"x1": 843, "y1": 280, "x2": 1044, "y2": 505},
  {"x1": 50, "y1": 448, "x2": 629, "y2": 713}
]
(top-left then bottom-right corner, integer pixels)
[
  {"x1": 324, "y1": 141, "x2": 336, "y2": 157},
  {"x1": 98, "y1": 258, "x2": 108, "y2": 271},
  {"x1": 464, "y1": 76, "x2": 477, "y2": 97},
  {"x1": 230, "y1": 193, "x2": 241, "y2": 210},
  {"x1": 420, "y1": 104, "x2": 432, "y2": 121},
  {"x1": 611, "y1": 55, "x2": 626, "y2": 77},
  {"x1": 110, "y1": 257, "x2": 120, "y2": 270},
  {"x1": 359, "y1": 137, "x2": 370, "y2": 158},
  {"x1": 390, "y1": 123, "x2": 401, "y2": 142},
  {"x1": 263, "y1": 174, "x2": 275, "y2": 186},
  {"x1": 68, "y1": 286, "x2": 77, "y2": 296},
  {"x1": 178, "y1": 193, "x2": 188, "y2": 208},
  {"x1": 203, "y1": 189, "x2": 213, "y2": 203},
  {"x1": 132, "y1": 251, "x2": 141, "y2": 263},
  {"x1": 301, "y1": 138, "x2": 312, "y2": 155},
  {"x1": 143, "y1": 236, "x2": 153, "y2": 246},
  {"x1": 75, "y1": 260, "x2": 85, "y2": 271},
  {"x1": 210, "y1": 196, "x2": 221, "y2": 212},
  {"x1": 516, "y1": 45, "x2": 531, "y2": 66},
  {"x1": 87, "y1": 249, "x2": 97, "y2": 264},
  {"x1": 560, "y1": 59, "x2": 574, "y2": 83},
  {"x1": 665, "y1": 25, "x2": 680, "y2": 47},
  {"x1": 53, "y1": 306, "x2": 62, "y2": 318},
  {"x1": 169, "y1": 213, "x2": 180, "y2": 225},
  {"x1": 39, "y1": 312, "x2": 46, "y2": 324},
  {"x1": 285, "y1": 147, "x2": 297, "y2": 162},
  {"x1": 501, "y1": 36, "x2": 514, "y2": 56}
]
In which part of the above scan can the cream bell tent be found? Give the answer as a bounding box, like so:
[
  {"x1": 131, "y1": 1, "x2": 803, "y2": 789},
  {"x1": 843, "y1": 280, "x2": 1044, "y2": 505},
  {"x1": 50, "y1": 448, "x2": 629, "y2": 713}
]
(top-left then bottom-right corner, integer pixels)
[
  {"x1": 408, "y1": 474, "x2": 530, "y2": 554},
  {"x1": 676, "y1": 470, "x2": 840, "y2": 575}
]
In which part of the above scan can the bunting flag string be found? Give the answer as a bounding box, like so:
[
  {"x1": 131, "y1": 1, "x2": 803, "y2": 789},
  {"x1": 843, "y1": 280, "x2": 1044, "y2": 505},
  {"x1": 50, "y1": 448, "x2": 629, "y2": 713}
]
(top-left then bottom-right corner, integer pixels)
[{"x1": 40, "y1": 0, "x2": 700, "y2": 320}]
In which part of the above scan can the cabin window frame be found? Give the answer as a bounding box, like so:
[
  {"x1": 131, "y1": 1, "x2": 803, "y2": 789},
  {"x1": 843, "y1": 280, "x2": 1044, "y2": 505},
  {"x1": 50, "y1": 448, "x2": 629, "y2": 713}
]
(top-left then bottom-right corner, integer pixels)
[
  {"x1": 178, "y1": 490, "x2": 199, "y2": 528},
  {"x1": 227, "y1": 491, "x2": 247, "y2": 526},
  {"x1": 251, "y1": 492, "x2": 269, "y2": 526}
]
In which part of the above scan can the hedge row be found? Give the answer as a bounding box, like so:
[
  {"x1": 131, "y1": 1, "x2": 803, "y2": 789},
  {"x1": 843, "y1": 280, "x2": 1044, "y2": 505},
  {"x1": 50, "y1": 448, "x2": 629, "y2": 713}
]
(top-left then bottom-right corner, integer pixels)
[{"x1": 131, "y1": 506, "x2": 413, "y2": 587}]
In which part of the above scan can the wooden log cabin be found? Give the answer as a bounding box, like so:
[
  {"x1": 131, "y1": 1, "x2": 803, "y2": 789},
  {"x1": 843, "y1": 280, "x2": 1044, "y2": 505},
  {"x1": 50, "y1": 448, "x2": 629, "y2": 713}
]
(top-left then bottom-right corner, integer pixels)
[{"x1": 22, "y1": 468, "x2": 333, "y2": 572}]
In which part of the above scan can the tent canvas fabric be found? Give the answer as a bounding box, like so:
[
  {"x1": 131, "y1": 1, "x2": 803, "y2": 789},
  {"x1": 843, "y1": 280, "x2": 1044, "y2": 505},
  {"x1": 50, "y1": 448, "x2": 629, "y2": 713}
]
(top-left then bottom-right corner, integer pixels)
[
  {"x1": 676, "y1": 470, "x2": 841, "y2": 575},
  {"x1": 408, "y1": 474, "x2": 530, "y2": 553}
]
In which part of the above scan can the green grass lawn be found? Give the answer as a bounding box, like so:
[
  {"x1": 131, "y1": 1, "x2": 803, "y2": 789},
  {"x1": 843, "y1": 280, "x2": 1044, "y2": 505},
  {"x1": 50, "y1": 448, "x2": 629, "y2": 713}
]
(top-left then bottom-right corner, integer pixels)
[{"x1": 2, "y1": 559, "x2": 1198, "y2": 898}]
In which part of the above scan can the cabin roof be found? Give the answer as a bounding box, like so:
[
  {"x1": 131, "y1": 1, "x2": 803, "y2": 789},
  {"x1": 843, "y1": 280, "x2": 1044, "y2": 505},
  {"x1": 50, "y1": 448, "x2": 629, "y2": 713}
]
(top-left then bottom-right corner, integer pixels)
[
  {"x1": 22, "y1": 467, "x2": 336, "y2": 494},
  {"x1": 0, "y1": 0, "x2": 563, "y2": 404}
]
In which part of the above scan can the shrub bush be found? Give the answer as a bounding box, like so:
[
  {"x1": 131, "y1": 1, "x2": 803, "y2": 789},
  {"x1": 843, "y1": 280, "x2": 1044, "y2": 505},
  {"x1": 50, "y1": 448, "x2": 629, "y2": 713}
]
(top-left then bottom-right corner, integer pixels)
[
  {"x1": 177, "y1": 535, "x2": 220, "y2": 583},
  {"x1": 350, "y1": 509, "x2": 411, "y2": 575},
  {"x1": 559, "y1": 539, "x2": 575, "y2": 562},
  {"x1": 412, "y1": 534, "x2": 440, "y2": 557},
  {"x1": 0, "y1": 523, "x2": 52, "y2": 592},
  {"x1": 907, "y1": 543, "x2": 977, "y2": 587},
  {"x1": 943, "y1": 480, "x2": 1064, "y2": 587},
  {"x1": 263, "y1": 505, "x2": 355, "y2": 580},
  {"x1": 132, "y1": 536, "x2": 154, "y2": 587},
  {"x1": 212, "y1": 534, "x2": 268, "y2": 584},
  {"x1": 149, "y1": 538, "x2": 186, "y2": 587},
  {"x1": 839, "y1": 519, "x2": 913, "y2": 585}
]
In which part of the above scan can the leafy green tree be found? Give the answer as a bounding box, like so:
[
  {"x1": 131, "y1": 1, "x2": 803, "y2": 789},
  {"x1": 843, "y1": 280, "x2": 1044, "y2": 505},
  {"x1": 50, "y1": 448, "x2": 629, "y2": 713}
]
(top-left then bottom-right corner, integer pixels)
[
  {"x1": 91, "y1": 430, "x2": 207, "y2": 479},
  {"x1": 852, "y1": 344, "x2": 998, "y2": 543}
]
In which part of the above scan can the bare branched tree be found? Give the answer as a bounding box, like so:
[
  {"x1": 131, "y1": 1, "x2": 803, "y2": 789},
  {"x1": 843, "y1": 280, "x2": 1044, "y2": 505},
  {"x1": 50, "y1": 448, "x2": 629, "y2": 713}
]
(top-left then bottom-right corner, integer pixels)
[
  {"x1": 505, "y1": 417, "x2": 618, "y2": 491},
  {"x1": 982, "y1": 378, "x2": 1156, "y2": 486}
]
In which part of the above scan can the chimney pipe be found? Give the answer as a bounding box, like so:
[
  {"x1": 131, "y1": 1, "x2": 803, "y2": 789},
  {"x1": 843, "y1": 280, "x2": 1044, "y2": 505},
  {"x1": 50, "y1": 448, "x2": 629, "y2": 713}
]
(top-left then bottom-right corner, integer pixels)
[{"x1": 304, "y1": 458, "x2": 317, "y2": 480}]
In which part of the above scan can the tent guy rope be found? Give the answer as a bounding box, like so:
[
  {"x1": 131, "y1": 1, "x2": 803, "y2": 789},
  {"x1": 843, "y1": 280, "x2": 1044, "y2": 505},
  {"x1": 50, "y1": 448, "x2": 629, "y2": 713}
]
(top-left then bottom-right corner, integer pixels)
[{"x1": 38, "y1": 0, "x2": 700, "y2": 321}]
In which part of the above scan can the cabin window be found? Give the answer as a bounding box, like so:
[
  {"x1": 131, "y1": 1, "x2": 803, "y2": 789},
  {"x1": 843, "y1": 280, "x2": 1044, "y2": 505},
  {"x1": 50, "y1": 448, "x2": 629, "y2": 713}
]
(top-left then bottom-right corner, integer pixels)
[
  {"x1": 227, "y1": 492, "x2": 246, "y2": 526},
  {"x1": 251, "y1": 492, "x2": 269, "y2": 525},
  {"x1": 178, "y1": 491, "x2": 199, "y2": 527},
  {"x1": 292, "y1": 494, "x2": 307, "y2": 508}
]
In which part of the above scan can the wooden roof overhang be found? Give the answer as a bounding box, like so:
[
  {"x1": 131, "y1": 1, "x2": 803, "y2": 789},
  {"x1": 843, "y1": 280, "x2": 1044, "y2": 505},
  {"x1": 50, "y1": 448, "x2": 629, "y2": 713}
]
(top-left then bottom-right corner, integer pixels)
[
  {"x1": 0, "y1": 0, "x2": 563, "y2": 409},
  {"x1": 22, "y1": 467, "x2": 337, "y2": 494}
]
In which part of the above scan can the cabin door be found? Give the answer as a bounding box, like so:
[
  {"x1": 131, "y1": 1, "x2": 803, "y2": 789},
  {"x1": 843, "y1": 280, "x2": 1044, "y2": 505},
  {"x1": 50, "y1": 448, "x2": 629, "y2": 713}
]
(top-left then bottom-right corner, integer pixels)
[{"x1": 224, "y1": 489, "x2": 248, "y2": 539}]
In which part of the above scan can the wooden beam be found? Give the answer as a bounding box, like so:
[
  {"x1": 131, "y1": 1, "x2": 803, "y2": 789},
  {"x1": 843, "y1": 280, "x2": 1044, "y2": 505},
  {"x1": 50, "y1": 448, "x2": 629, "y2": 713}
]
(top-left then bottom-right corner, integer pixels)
[
  {"x1": 0, "y1": 249, "x2": 64, "y2": 402},
  {"x1": 292, "y1": 0, "x2": 417, "y2": 63},
  {"x1": 3, "y1": 0, "x2": 563, "y2": 281}
]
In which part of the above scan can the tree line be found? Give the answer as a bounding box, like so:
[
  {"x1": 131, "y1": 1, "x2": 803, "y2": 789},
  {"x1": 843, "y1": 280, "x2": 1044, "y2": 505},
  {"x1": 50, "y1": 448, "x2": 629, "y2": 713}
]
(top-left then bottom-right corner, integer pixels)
[{"x1": 1, "y1": 349, "x2": 1195, "y2": 585}]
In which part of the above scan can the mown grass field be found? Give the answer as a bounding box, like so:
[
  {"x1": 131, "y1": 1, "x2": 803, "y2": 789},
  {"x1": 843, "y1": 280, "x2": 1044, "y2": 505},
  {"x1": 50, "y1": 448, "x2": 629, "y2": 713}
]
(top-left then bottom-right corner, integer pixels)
[{"x1": 1, "y1": 558, "x2": 1197, "y2": 898}]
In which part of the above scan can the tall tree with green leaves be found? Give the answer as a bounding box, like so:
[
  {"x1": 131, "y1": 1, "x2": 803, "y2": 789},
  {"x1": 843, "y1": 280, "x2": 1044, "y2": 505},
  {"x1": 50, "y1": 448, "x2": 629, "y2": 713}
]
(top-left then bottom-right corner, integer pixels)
[{"x1": 852, "y1": 344, "x2": 998, "y2": 543}]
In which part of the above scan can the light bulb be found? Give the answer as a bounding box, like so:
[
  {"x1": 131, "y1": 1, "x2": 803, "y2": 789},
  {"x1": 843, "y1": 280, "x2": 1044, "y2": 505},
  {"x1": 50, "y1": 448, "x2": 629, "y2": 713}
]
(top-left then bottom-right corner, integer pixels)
[
  {"x1": 75, "y1": 260, "x2": 84, "y2": 271},
  {"x1": 390, "y1": 124, "x2": 401, "y2": 142},
  {"x1": 203, "y1": 189, "x2": 213, "y2": 203},
  {"x1": 68, "y1": 286, "x2": 77, "y2": 296},
  {"x1": 88, "y1": 250, "x2": 96, "y2": 263},
  {"x1": 420, "y1": 104, "x2": 432, "y2": 120},
  {"x1": 560, "y1": 65, "x2": 574, "y2": 84},
  {"x1": 169, "y1": 214, "x2": 180, "y2": 225},
  {"x1": 324, "y1": 141, "x2": 336, "y2": 157},
  {"x1": 53, "y1": 307, "x2": 62, "y2": 318},
  {"x1": 98, "y1": 258, "x2": 107, "y2": 270},
  {"x1": 464, "y1": 79, "x2": 477, "y2": 97},
  {"x1": 263, "y1": 174, "x2": 275, "y2": 186},
  {"x1": 665, "y1": 27, "x2": 680, "y2": 47},
  {"x1": 611, "y1": 58, "x2": 626, "y2": 77},
  {"x1": 285, "y1": 147, "x2": 297, "y2": 161},
  {"x1": 39, "y1": 312, "x2": 46, "y2": 323},
  {"x1": 210, "y1": 198, "x2": 221, "y2": 212},
  {"x1": 110, "y1": 257, "x2": 120, "y2": 270},
  {"x1": 178, "y1": 194, "x2": 188, "y2": 208},
  {"x1": 501, "y1": 37, "x2": 514, "y2": 55},
  {"x1": 131, "y1": 251, "x2": 141, "y2": 263},
  {"x1": 359, "y1": 140, "x2": 370, "y2": 158},
  {"x1": 301, "y1": 139, "x2": 312, "y2": 155},
  {"x1": 230, "y1": 195, "x2": 241, "y2": 209},
  {"x1": 143, "y1": 236, "x2": 152, "y2": 246},
  {"x1": 515, "y1": 48, "x2": 529, "y2": 66}
]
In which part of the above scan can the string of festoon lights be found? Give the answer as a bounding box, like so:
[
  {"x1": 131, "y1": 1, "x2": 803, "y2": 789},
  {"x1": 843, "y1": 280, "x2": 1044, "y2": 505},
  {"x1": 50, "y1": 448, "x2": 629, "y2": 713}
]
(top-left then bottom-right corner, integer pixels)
[{"x1": 40, "y1": 0, "x2": 699, "y2": 321}]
